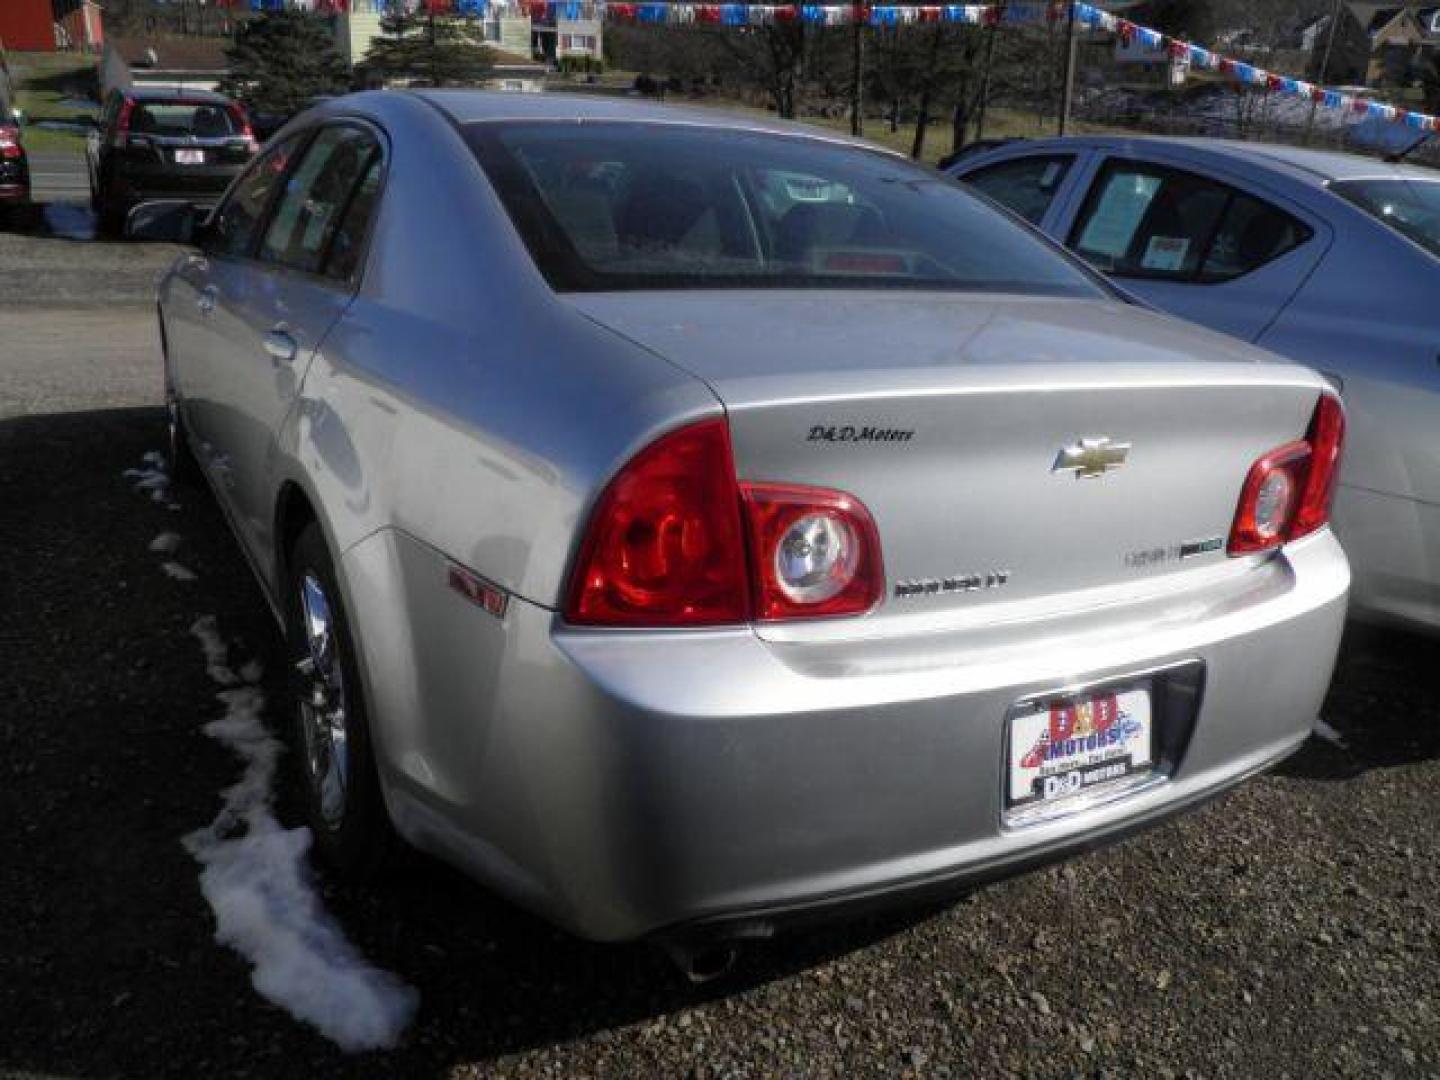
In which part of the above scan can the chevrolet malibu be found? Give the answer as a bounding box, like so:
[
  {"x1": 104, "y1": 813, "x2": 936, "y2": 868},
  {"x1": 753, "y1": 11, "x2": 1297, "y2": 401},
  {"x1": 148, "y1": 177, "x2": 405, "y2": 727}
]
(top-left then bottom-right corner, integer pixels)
[{"x1": 133, "y1": 92, "x2": 1348, "y2": 972}]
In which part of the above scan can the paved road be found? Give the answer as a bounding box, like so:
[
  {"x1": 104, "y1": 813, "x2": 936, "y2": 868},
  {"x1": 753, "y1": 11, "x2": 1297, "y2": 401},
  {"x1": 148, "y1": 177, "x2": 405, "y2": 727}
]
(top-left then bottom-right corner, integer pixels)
[
  {"x1": 26, "y1": 147, "x2": 90, "y2": 205},
  {"x1": 1, "y1": 235, "x2": 1438, "y2": 1078},
  {"x1": 0, "y1": 200, "x2": 177, "y2": 305}
]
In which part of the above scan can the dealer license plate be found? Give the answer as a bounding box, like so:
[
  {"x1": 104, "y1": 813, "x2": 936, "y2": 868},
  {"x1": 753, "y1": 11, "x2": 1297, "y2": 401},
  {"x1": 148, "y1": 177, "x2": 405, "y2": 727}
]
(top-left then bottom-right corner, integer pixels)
[
  {"x1": 174, "y1": 148, "x2": 205, "y2": 165},
  {"x1": 1006, "y1": 686, "x2": 1153, "y2": 813}
]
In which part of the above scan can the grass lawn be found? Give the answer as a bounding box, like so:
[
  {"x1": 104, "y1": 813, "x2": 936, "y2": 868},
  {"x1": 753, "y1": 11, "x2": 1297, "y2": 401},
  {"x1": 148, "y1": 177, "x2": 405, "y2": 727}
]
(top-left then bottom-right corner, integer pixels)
[
  {"x1": 806, "y1": 106, "x2": 1127, "y2": 163},
  {"x1": 637, "y1": 92, "x2": 1127, "y2": 165},
  {"x1": 7, "y1": 52, "x2": 98, "y2": 157}
]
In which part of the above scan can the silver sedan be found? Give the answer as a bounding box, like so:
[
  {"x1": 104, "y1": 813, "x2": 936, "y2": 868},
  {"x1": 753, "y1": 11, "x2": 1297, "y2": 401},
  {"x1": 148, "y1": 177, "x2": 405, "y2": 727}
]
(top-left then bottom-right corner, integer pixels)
[
  {"x1": 135, "y1": 93, "x2": 1348, "y2": 964},
  {"x1": 951, "y1": 136, "x2": 1440, "y2": 635}
]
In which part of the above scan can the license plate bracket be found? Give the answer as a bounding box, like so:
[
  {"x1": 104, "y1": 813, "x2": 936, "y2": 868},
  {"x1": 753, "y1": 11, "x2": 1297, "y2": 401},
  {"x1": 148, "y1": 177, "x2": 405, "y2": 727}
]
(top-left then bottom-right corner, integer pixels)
[{"x1": 1001, "y1": 661, "x2": 1205, "y2": 828}]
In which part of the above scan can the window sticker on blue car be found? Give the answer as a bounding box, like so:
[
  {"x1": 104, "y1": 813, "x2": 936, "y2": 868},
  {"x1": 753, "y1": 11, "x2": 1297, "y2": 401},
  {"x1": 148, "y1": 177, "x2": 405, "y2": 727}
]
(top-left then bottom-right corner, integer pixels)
[
  {"x1": 1143, "y1": 236, "x2": 1190, "y2": 272},
  {"x1": 1076, "y1": 173, "x2": 1160, "y2": 259}
]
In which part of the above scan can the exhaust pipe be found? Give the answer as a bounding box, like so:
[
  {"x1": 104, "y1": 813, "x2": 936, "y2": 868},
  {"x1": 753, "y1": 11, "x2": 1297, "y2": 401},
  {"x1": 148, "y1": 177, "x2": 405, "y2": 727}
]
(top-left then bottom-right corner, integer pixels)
[{"x1": 661, "y1": 939, "x2": 740, "y2": 984}]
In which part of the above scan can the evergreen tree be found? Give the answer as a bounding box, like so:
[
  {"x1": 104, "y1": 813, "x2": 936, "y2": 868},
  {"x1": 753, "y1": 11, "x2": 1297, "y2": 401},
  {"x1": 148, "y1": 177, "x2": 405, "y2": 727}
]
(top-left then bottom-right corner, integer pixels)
[
  {"x1": 219, "y1": 11, "x2": 352, "y2": 115},
  {"x1": 361, "y1": 11, "x2": 497, "y2": 88}
]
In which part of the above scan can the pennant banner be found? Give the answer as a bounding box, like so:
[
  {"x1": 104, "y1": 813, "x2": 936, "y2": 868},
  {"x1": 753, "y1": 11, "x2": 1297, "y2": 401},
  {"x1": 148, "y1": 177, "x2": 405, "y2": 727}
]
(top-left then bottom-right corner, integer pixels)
[
  {"x1": 232, "y1": 0, "x2": 1440, "y2": 132},
  {"x1": 596, "y1": 0, "x2": 1440, "y2": 133}
]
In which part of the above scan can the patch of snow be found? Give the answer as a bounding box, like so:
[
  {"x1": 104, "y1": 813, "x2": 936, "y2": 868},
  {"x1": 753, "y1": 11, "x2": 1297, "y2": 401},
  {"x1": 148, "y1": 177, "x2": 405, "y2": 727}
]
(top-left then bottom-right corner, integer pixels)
[
  {"x1": 162, "y1": 561, "x2": 198, "y2": 582},
  {"x1": 190, "y1": 615, "x2": 239, "y2": 687},
  {"x1": 183, "y1": 618, "x2": 418, "y2": 1052},
  {"x1": 124, "y1": 450, "x2": 180, "y2": 510},
  {"x1": 150, "y1": 531, "x2": 183, "y2": 554},
  {"x1": 1314, "y1": 719, "x2": 1348, "y2": 749}
]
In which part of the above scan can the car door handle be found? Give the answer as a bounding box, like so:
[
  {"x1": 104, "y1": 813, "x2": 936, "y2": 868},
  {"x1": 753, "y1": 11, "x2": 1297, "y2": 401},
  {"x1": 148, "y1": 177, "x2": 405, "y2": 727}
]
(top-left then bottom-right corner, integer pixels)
[
  {"x1": 196, "y1": 284, "x2": 218, "y2": 315},
  {"x1": 263, "y1": 328, "x2": 298, "y2": 365}
]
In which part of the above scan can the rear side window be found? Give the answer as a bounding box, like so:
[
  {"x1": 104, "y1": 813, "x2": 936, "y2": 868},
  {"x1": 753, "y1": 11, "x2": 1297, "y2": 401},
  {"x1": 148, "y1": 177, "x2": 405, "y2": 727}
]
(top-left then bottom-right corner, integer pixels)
[
  {"x1": 208, "y1": 133, "x2": 304, "y2": 259},
  {"x1": 961, "y1": 155, "x2": 1074, "y2": 225},
  {"x1": 259, "y1": 125, "x2": 378, "y2": 276},
  {"x1": 325, "y1": 156, "x2": 383, "y2": 282},
  {"x1": 1330, "y1": 177, "x2": 1440, "y2": 260},
  {"x1": 1071, "y1": 161, "x2": 1310, "y2": 282},
  {"x1": 465, "y1": 121, "x2": 1106, "y2": 298}
]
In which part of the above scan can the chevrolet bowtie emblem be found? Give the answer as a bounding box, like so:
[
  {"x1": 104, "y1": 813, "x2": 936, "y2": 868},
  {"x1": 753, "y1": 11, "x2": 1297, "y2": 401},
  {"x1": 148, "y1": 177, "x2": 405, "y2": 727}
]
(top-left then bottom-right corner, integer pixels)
[{"x1": 1053, "y1": 436, "x2": 1130, "y2": 479}]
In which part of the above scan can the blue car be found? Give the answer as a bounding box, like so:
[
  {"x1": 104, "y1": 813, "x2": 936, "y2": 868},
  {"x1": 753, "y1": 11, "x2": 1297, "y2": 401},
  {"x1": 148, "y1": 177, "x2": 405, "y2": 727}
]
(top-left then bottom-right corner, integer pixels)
[{"x1": 951, "y1": 136, "x2": 1440, "y2": 636}]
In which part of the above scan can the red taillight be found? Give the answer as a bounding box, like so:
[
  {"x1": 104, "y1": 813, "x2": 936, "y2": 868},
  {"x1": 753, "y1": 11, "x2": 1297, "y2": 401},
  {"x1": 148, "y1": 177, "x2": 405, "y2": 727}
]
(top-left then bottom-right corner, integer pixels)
[
  {"x1": 565, "y1": 418, "x2": 750, "y2": 626},
  {"x1": 228, "y1": 105, "x2": 259, "y2": 151},
  {"x1": 564, "y1": 418, "x2": 884, "y2": 626},
  {"x1": 1293, "y1": 391, "x2": 1345, "y2": 539},
  {"x1": 112, "y1": 98, "x2": 135, "y2": 149},
  {"x1": 742, "y1": 483, "x2": 883, "y2": 620},
  {"x1": 1228, "y1": 393, "x2": 1345, "y2": 555},
  {"x1": 0, "y1": 125, "x2": 20, "y2": 159}
]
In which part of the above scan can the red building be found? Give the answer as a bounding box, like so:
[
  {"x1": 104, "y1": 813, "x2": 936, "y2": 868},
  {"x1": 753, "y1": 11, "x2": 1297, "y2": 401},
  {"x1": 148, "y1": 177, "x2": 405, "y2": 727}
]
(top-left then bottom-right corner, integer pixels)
[{"x1": 0, "y1": 0, "x2": 103, "y2": 52}]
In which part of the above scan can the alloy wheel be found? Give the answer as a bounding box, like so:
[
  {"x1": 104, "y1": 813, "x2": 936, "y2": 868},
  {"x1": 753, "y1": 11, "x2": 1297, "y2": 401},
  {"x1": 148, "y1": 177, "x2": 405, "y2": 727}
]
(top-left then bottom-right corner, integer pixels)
[{"x1": 296, "y1": 571, "x2": 350, "y2": 829}]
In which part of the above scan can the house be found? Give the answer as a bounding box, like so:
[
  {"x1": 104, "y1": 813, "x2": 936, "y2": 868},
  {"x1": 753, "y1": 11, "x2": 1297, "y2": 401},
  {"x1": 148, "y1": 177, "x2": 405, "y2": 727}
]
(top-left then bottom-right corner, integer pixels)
[
  {"x1": 1336, "y1": 3, "x2": 1440, "y2": 85},
  {"x1": 54, "y1": 1, "x2": 104, "y2": 52},
  {"x1": 529, "y1": 7, "x2": 603, "y2": 67},
  {"x1": 101, "y1": 36, "x2": 231, "y2": 95},
  {"x1": 335, "y1": 1, "x2": 548, "y2": 91},
  {"x1": 0, "y1": 0, "x2": 101, "y2": 52}
]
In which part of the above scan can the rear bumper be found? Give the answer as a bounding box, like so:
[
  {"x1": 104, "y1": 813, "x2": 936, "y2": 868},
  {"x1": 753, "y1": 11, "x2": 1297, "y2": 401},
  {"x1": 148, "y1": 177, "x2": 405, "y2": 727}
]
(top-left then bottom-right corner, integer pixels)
[
  {"x1": 344, "y1": 527, "x2": 1349, "y2": 942},
  {"x1": 0, "y1": 159, "x2": 28, "y2": 202},
  {"x1": 105, "y1": 164, "x2": 240, "y2": 206}
]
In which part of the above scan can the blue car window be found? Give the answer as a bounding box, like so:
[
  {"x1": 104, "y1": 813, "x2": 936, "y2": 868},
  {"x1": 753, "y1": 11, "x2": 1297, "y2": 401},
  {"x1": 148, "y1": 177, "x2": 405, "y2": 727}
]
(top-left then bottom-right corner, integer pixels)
[
  {"x1": 961, "y1": 155, "x2": 1074, "y2": 225},
  {"x1": 1331, "y1": 177, "x2": 1440, "y2": 261},
  {"x1": 1072, "y1": 160, "x2": 1310, "y2": 284}
]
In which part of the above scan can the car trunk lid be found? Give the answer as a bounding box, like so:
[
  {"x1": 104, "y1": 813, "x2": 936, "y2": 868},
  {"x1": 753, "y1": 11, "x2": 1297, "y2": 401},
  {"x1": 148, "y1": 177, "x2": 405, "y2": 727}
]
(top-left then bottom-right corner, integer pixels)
[{"x1": 567, "y1": 290, "x2": 1326, "y2": 625}]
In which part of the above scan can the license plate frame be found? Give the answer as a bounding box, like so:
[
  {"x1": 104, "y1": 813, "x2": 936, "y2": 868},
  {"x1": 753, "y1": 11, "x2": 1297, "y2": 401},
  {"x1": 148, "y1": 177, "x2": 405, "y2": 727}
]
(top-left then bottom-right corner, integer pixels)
[
  {"x1": 174, "y1": 148, "x2": 206, "y2": 165},
  {"x1": 1000, "y1": 660, "x2": 1205, "y2": 829}
]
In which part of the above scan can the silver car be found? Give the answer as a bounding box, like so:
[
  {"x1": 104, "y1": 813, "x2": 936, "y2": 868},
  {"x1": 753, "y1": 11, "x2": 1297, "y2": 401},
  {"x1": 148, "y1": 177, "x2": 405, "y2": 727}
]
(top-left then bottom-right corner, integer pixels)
[
  {"x1": 950, "y1": 136, "x2": 1440, "y2": 635},
  {"x1": 136, "y1": 93, "x2": 1348, "y2": 965}
]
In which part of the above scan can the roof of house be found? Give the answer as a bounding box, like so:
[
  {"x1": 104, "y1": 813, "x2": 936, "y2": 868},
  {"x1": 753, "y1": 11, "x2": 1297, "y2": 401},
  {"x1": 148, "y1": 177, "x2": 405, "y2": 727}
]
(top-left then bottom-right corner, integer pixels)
[
  {"x1": 109, "y1": 35, "x2": 230, "y2": 73},
  {"x1": 1345, "y1": 2, "x2": 1440, "y2": 38}
]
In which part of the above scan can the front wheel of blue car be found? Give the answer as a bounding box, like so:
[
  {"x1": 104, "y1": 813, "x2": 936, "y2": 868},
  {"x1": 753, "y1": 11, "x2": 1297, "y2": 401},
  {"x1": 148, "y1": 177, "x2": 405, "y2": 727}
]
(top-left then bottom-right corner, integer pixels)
[{"x1": 286, "y1": 522, "x2": 396, "y2": 879}]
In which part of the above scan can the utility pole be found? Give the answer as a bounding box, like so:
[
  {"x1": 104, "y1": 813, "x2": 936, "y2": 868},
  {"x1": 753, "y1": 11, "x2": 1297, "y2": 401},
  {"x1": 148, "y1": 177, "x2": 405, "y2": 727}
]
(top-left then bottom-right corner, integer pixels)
[
  {"x1": 1058, "y1": 0, "x2": 1077, "y2": 135},
  {"x1": 849, "y1": 1, "x2": 863, "y2": 136},
  {"x1": 974, "y1": 0, "x2": 1006, "y2": 140},
  {"x1": 429, "y1": 2, "x2": 438, "y2": 88},
  {"x1": 1305, "y1": 0, "x2": 1343, "y2": 145}
]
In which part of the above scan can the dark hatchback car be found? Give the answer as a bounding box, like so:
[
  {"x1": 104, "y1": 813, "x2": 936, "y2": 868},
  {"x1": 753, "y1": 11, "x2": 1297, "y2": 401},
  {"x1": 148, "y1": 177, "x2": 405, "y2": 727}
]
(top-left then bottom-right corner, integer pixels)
[{"x1": 87, "y1": 87, "x2": 257, "y2": 233}]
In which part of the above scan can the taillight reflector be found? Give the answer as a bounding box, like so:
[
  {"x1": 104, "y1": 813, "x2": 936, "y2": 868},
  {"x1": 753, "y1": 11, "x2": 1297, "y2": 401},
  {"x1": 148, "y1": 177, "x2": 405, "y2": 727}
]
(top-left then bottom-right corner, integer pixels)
[
  {"x1": 1228, "y1": 393, "x2": 1345, "y2": 556},
  {"x1": 742, "y1": 483, "x2": 883, "y2": 621}
]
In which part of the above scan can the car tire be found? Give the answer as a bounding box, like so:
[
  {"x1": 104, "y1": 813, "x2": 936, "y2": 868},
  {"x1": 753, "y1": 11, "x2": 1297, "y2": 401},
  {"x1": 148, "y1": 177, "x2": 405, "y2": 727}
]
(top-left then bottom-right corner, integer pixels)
[
  {"x1": 285, "y1": 521, "x2": 397, "y2": 880},
  {"x1": 95, "y1": 186, "x2": 126, "y2": 238}
]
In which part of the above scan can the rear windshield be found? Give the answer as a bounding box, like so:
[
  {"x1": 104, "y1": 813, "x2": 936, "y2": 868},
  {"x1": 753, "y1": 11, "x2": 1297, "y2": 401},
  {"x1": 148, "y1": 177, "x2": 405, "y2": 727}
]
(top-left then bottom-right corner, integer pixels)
[
  {"x1": 129, "y1": 101, "x2": 239, "y2": 139},
  {"x1": 466, "y1": 121, "x2": 1108, "y2": 296},
  {"x1": 1330, "y1": 177, "x2": 1440, "y2": 260}
]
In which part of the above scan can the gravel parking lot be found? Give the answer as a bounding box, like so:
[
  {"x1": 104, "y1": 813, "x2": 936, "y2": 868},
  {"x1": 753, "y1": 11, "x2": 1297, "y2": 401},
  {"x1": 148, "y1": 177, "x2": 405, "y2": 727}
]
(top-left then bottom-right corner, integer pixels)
[{"x1": 2, "y1": 216, "x2": 1438, "y2": 1079}]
